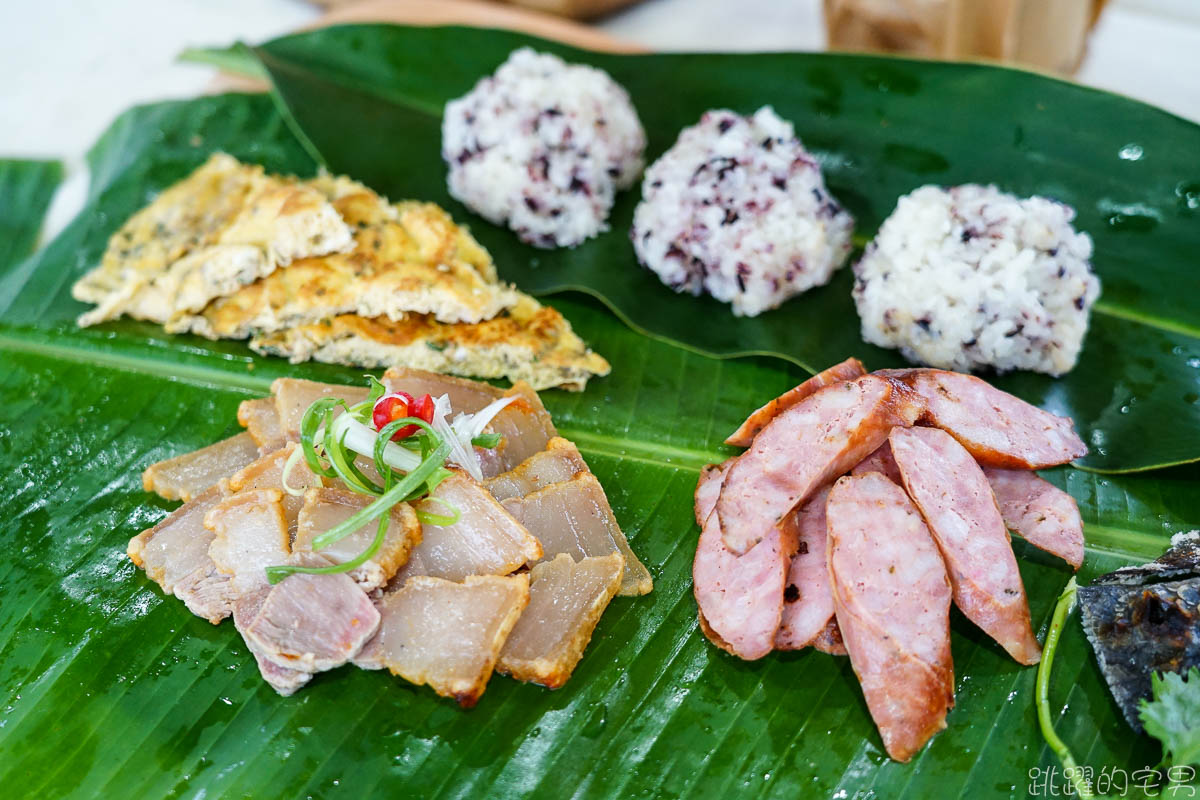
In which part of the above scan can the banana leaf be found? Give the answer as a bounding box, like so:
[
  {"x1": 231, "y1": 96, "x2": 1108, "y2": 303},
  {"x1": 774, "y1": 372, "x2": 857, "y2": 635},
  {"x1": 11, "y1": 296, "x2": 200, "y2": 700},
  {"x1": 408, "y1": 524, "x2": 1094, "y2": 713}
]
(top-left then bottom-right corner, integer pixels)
[
  {"x1": 0, "y1": 31, "x2": 1197, "y2": 799},
  {"x1": 0, "y1": 158, "x2": 62, "y2": 271},
  {"x1": 247, "y1": 24, "x2": 1200, "y2": 473}
]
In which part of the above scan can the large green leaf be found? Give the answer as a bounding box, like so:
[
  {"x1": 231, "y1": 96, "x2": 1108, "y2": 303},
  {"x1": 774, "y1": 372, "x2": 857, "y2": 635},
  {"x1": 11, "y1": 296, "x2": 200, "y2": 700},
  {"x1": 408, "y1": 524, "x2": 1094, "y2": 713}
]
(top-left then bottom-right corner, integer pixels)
[
  {"x1": 0, "y1": 158, "x2": 62, "y2": 271},
  {"x1": 0, "y1": 39, "x2": 1197, "y2": 800},
  {"x1": 250, "y1": 25, "x2": 1200, "y2": 473}
]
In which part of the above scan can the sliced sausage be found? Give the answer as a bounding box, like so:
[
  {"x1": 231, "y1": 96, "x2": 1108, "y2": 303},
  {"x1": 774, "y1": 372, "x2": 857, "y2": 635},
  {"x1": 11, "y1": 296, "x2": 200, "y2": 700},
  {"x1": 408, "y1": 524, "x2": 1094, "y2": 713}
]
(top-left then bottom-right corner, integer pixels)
[
  {"x1": 716, "y1": 374, "x2": 924, "y2": 555},
  {"x1": 693, "y1": 460, "x2": 795, "y2": 660},
  {"x1": 984, "y1": 467, "x2": 1084, "y2": 570},
  {"x1": 850, "y1": 441, "x2": 903, "y2": 484},
  {"x1": 887, "y1": 369, "x2": 1086, "y2": 468},
  {"x1": 725, "y1": 358, "x2": 867, "y2": 448},
  {"x1": 890, "y1": 426, "x2": 1043, "y2": 665},
  {"x1": 776, "y1": 485, "x2": 836, "y2": 651},
  {"x1": 827, "y1": 472, "x2": 954, "y2": 763}
]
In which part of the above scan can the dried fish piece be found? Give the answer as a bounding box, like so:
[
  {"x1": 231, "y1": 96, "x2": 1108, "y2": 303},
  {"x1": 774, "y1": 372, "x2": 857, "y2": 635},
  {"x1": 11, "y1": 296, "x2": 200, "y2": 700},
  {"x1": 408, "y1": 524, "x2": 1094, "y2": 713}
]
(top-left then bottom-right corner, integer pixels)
[
  {"x1": 498, "y1": 553, "x2": 624, "y2": 688},
  {"x1": 142, "y1": 431, "x2": 260, "y2": 502},
  {"x1": 358, "y1": 574, "x2": 529, "y2": 707},
  {"x1": 504, "y1": 473, "x2": 653, "y2": 596},
  {"x1": 484, "y1": 437, "x2": 588, "y2": 501},
  {"x1": 293, "y1": 488, "x2": 421, "y2": 591},
  {"x1": 204, "y1": 489, "x2": 290, "y2": 594},
  {"x1": 390, "y1": 471, "x2": 542, "y2": 585},
  {"x1": 1093, "y1": 531, "x2": 1200, "y2": 587},
  {"x1": 237, "y1": 397, "x2": 288, "y2": 454}
]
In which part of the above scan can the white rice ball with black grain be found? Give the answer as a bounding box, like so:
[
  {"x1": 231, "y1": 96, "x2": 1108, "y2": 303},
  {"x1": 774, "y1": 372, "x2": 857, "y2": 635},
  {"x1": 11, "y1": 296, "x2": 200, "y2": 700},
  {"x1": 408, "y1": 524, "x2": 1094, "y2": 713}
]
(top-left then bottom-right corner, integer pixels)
[
  {"x1": 442, "y1": 47, "x2": 645, "y2": 249},
  {"x1": 630, "y1": 106, "x2": 854, "y2": 318},
  {"x1": 852, "y1": 184, "x2": 1101, "y2": 376}
]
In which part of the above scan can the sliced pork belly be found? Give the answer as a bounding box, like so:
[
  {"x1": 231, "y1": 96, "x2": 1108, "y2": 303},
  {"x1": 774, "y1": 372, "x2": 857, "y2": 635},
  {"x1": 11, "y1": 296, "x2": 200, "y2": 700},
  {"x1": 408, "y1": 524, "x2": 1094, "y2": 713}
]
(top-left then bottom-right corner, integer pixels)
[
  {"x1": 716, "y1": 374, "x2": 924, "y2": 555},
  {"x1": 503, "y1": 473, "x2": 653, "y2": 596},
  {"x1": 232, "y1": 589, "x2": 311, "y2": 696},
  {"x1": 127, "y1": 487, "x2": 235, "y2": 624},
  {"x1": 890, "y1": 426, "x2": 1042, "y2": 665},
  {"x1": 142, "y1": 431, "x2": 260, "y2": 502},
  {"x1": 983, "y1": 467, "x2": 1084, "y2": 570},
  {"x1": 226, "y1": 443, "x2": 325, "y2": 535},
  {"x1": 360, "y1": 574, "x2": 529, "y2": 707},
  {"x1": 390, "y1": 470, "x2": 541, "y2": 585},
  {"x1": 776, "y1": 485, "x2": 836, "y2": 651},
  {"x1": 271, "y1": 377, "x2": 370, "y2": 439},
  {"x1": 886, "y1": 369, "x2": 1086, "y2": 468},
  {"x1": 498, "y1": 553, "x2": 624, "y2": 688},
  {"x1": 237, "y1": 397, "x2": 288, "y2": 454},
  {"x1": 293, "y1": 488, "x2": 422, "y2": 591},
  {"x1": 240, "y1": 566, "x2": 380, "y2": 674},
  {"x1": 850, "y1": 441, "x2": 902, "y2": 484},
  {"x1": 383, "y1": 365, "x2": 506, "y2": 411},
  {"x1": 693, "y1": 460, "x2": 795, "y2": 660},
  {"x1": 204, "y1": 489, "x2": 291, "y2": 594},
  {"x1": 725, "y1": 357, "x2": 867, "y2": 447},
  {"x1": 484, "y1": 437, "x2": 588, "y2": 501},
  {"x1": 827, "y1": 472, "x2": 954, "y2": 763}
]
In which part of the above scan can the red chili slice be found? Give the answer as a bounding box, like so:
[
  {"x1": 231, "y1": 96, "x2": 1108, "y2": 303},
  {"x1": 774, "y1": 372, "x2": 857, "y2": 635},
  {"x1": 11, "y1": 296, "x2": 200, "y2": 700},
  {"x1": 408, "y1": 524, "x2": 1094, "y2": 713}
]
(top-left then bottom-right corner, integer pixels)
[{"x1": 372, "y1": 391, "x2": 435, "y2": 441}]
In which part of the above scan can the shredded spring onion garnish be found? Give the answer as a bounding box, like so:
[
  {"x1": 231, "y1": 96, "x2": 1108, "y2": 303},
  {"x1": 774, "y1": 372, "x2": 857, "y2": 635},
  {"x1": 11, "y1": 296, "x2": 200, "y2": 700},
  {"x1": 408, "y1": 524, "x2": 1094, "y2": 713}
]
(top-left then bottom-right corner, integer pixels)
[
  {"x1": 1035, "y1": 578, "x2": 1095, "y2": 799},
  {"x1": 263, "y1": 375, "x2": 500, "y2": 584}
]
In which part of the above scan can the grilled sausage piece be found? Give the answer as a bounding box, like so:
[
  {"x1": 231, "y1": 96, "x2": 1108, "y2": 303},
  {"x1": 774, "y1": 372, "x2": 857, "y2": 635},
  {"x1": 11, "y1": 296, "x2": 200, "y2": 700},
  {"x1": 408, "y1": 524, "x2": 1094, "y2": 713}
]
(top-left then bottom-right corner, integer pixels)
[
  {"x1": 716, "y1": 374, "x2": 924, "y2": 555},
  {"x1": 984, "y1": 467, "x2": 1084, "y2": 570},
  {"x1": 827, "y1": 472, "x2": 954, "y2": 763},
  {"x1": 890, "y1": 426, "x2": 1043, "y2": 665},
  {"x1": 724, "y1": 357, "x2": 867, "y2": 448},
  {"x1": 775, "y1": 485, "x2": 837, "y2": 651}
]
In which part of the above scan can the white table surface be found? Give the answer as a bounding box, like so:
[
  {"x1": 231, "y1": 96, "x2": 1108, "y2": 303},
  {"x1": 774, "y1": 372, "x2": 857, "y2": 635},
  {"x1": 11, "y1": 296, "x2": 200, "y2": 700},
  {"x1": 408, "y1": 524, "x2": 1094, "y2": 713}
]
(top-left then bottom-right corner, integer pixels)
[{"x1": 3, "y1": 0, "x2": 1198, "y2": 237}]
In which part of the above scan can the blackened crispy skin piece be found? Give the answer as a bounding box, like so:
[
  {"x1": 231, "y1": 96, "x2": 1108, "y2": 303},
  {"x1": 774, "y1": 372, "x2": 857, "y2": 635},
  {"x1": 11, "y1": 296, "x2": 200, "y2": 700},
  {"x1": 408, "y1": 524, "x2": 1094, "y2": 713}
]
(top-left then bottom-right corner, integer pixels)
[
  {"x1": 716, "y1": 374, "x2": 924, "y2": 555},
  {"x1": 827, "y1": 472, "x2": 954, "y2": 763},
  {"x1": 984, "y1": 467, "x2": 1084, "y2": 570},
  {"x1": 693, "y1": 460, "x2": 796, "y2": 660},
  {"x1": 1094, "y1": 532, "x2": 1200, "y2": 586},
  {"x1": 890, "y1": 426, "x2": 1042, "y2": 665},
  {"x1": 883, "y1": 368, "x2": 1087, "y2": 468},
  {"x1": 725, "y1": 358, "x2": 867, "y2": 447},
  {"x1": 776, "y1": 485, "x2": 836, "y2": 651}
]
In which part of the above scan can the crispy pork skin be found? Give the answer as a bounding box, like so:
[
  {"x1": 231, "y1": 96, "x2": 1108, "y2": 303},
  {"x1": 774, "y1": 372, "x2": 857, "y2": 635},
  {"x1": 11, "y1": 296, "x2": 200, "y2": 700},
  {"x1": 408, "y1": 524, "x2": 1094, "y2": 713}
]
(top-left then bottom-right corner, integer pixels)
[
  {"x1": 890, "y1": 426, "x2": 1042, "y2": 665},
  {"x1": 485, "y1": 437, "x2": 589, "y2": 501},
  {"x1": 498, "y1": 553, "x2": 624, "y2": 688},
  {"x1": 504, "y1": 473, "x2": 652, "y2": 596},
  {"x1": 693, "y1": 460, "x2": 796, "y2": 660},
  {"x1": 827, "y1": 472, "x2": 954, "y2": 762},
  {"x1": 716, "y1": 374, "x2": 924, "y2": 555},
  {"x1": 887, "y1": 369, "x2": 1086, "y2": 468},
  {"x1": 391, "y1": 471, "x2": 541, "y2": 586},
  {"x1": 294, "y1": 488, "x2": 421, "y2": 591},
  {"x1": 725, "y1": 357, "x2": 867, "y2": 448},
  {"x1": 984, "y1": 467, "x2": 1084, "y2": 570},
  {"x1": 776, "y1": 485, "x2": 837, "y2": 651},
  {"x1": 142, "y1": 432, "x2": 260, "y2": 502},
  {"x1": 360, "y1": 574, "x2": 529, "y2": 707},
  {"x1": 204, "y1": 489, "x2": 291, "y2": 594}
]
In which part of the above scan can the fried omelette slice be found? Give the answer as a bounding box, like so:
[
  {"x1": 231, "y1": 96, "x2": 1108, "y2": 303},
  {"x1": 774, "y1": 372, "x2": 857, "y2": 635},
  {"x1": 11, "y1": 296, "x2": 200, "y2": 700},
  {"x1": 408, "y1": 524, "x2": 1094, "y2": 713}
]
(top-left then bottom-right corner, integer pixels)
[
  {"x1": 168, "y1": 189, "x2": 521, "y2": 337},
  {"x1": 249, "y1": 295, "x2": 610, "y2": 391},
  {"x1": 72, "y1": 153, "x2": 354, "y2": 326}
]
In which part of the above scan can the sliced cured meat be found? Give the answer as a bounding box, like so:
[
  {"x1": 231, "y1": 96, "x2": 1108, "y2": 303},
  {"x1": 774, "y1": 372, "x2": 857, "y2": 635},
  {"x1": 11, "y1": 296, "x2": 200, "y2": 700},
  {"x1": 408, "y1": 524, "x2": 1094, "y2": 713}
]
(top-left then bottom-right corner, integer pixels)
[
  {"x1": 716, "y1": 374, "x2": 924, "y2": 555},
  {"x1": 984, "y1": 467, "x2": 1084, "y2": 570},
  {"x1": 294, "y1": 488, "x2": 423, "y2": 591},
  {"x1": 694, "y1": 462, "x2": 728, "y2": 527},
  {"x1": 850, "y1": 441, "x2": 902, "y2": 485},
  {"x1": 384, "y1": 365, "x2": 506, "y2": 411},
  {"x1": 811, "y1": 619, "x2": 846, "y2": 657},
  {"x1": 142, "y1": 431, "x2": 260, "y2": 502},
  {"x1": 232, "y1": 588, "x2": 311, "y2": 696},
  {"x1": 889, "y1": 369, "x2": 1086, "y2": 468},
  {"x1": 504, "y1": 473, "x2": 652, "y2": 596},
  {"x1": 497, "y1": 553, "x2": 624, "y2": 688},
  {"x1": 226, "y1": 443, "x2": 326, "y2": 536},
  {"x1": 204, "y1": 489, "x2": 291, "y2": 594},
  {"x1": 237, "y1": 397, "x2": 288, "y2": 454},
  {"x1": 390, "y1": 470, "x2": 541, "y2": 586},
  {"x1": 776, "y1": 485, "x2": 836, "y2": 651},
  {"x1": 271, "y1": 377, "x2": 370, "y2": 440},
  {"x1": 360, "y1": 574, "x2": 529, "y2": 707},
  {"x1": 890, "y1": 426, "x2": 1043, "y2": 665},
  {"x1": 485, "y1": 437, "x2": 589, "y2": 501},
  {"x1": 693, "y1": 461, "x2": 797, "y2": 660},
  {"x1": 826, "y1": 472, "x2": 954, "y2": 763},
  {"x1": 725, "y1": 357, "x2": 867, "y2": 447}
]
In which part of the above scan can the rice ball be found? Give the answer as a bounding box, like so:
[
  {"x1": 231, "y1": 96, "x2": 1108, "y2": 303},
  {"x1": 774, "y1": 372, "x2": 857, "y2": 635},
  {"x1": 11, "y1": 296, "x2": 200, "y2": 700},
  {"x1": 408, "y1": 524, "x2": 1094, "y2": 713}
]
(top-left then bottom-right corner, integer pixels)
[
  {"x1": 630, "y1": 106, "x2": 854, "y2": 317},
  {"x1": 442, "y1": 47, "x2": 645, "y2": 249},
  {"x1": 852, "y1": 184, "x2": 1100, "y2": 376}
]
